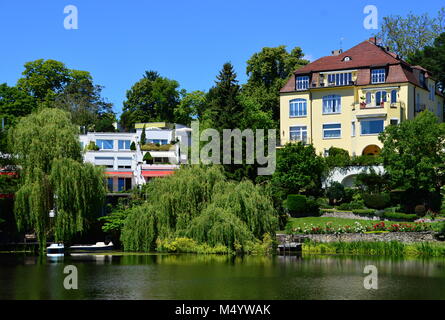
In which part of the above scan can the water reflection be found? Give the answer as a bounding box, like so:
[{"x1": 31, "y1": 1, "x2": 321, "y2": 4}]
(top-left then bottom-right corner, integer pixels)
[{"x1": 0, "y1": 253, "x2": 445, "y2": 300}]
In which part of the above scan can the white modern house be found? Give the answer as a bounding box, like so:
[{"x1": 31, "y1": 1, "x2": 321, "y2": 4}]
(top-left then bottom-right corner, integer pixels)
[{"x1": 79, "y1": 122, "x2": 192, "y2": 193}]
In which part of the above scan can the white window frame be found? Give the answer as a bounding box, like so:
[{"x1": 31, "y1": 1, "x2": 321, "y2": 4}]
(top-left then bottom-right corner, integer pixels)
[
  {"x1": 322, "y1": 123, "x2": 342, "y2": 139},
  {"x1": 296, "y1": 76, "x2": 309, "y2": 91},
  {"x1": 322, "y1": 95, "x2": 341, "y2": 114},
  {"x1": 371, "y1": 69, "x2": 386, "y2": 84},
  {"x1": 289, "y1": 126, "x2": 308, "y2": 143},
  {"x1": 289, "y1": 99, "x2": 307, "y2": 117}
]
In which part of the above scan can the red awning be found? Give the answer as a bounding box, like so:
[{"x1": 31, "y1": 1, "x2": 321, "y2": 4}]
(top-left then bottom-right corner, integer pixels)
[
  {"x1": 105, "y1": 171, "x2": 133, "y2": 176},
  {"x1": 142, "y1": 170, "x2": 175, "y2": 177}
]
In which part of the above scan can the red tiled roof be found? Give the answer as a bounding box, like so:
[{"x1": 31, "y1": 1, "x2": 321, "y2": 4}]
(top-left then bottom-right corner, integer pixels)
[
  {"x1": 280, "y1": 39, "x2": 438, "y2": 94},
  {"x1": 293, "y1": 40, "x2": 399, "y2": 75}
]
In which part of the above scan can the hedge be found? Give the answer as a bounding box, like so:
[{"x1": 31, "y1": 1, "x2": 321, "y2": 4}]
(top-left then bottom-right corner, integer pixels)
[
  {"x1": 382, "y1": 212, "x2": 417, "y2": 221},
  {"x1": 352, "y1": 209, "x2": 376, "y2": 216},
  {"x1": 285, "y1": 195, "x2": 320, "y2": 217}
]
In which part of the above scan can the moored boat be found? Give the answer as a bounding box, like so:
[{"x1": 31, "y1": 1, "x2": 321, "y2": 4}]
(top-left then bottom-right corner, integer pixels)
[
  {"x1": 68, "y1": 241, "x2": 114, "y2": 253},
  {"x1": 46, "y1": 243, "x2": 65, "y2": 257}
]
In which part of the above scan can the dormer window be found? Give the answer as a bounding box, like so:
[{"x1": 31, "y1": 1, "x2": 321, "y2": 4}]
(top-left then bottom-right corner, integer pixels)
[
  {"x1": 371, "y1": 69, "x2": 386, "y2": 84},
  {"x1": 296, "y1": 76, "x2": 309, "y2": 91},
  {"x1": 343, "y1": 56, "x2": 352, "y2": 62}
]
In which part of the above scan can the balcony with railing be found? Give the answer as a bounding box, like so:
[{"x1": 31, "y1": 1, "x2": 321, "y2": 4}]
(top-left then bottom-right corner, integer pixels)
[{"x1": 353, "y1": 101, "x2": 404, "y2": 118}]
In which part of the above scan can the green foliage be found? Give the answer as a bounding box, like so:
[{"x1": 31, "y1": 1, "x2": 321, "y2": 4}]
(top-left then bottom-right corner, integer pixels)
[
  {"x1": 362, "y1": 193, "x2": 391, "y2": 210},
  {"x1": 382, "y1": 212, "x2": 417, "y2": 221},
  {"x1": 243, "y1": 46, "x2": 309, "y2": 123},
  {"x1": 352, "y1": 209, "x2": 376, "y2": 216},
  {"x1": 85, "y1": 141, "x2": 99, "y2": 151},
  {"x1": 284, "y1": 194, "x2": 319, "y2": 217},
  {"x1": 354, "y1": 169, "x2": 389, "y2": 193},
  {"x1": 380, "y1": 111, "x2": 445, "y2": 193},
  {"x1": 143, "y1": 152, "x2": 153, "y2": 164},
  {"x1": 140, "y1": 143, "x2": 173, "y2": 151},
  {"x1": 120, "y1": 165, "x2": 278, "y2": 253},
  {"x1": 174, "y1": 90, "x2": 207, "y2": 125},
  {"x1": 409, "y1": 32, "x2": 445, "y2": 95},
  {"x1": 130, "y1": 141, "x2": 136, "y2": 151},
  {"x1": 9, "y1": 108, "x2": 106, "y2": 249},
  {"x1": 376, "y1": 8, "x2": 445, "y2": 59},
  {"x1": 326, "y1": 182, "x2": 345, "y2": 205},
  {"x1": 140, "y1": 125, "x2": 146, "y2": 145},
  {"x1": 325, "y1": 147, "x2": 350, "y2": 169},
  {"x1": 120, "y1": 71, "x2": 180, "y2": 131},
  {"x1": 272, "y1": 142, "x2": 325, "y2": 197}
]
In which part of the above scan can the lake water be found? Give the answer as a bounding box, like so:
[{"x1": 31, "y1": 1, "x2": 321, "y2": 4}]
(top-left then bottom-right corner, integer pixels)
[{"x1": 0, "y1": 253, "x2": 445, "y2": 300}]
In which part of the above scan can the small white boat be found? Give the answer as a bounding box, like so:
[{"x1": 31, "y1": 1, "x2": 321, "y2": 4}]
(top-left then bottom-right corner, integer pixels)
[
  {"x1": 68, "y1": 242, "x2": 114, "y2": 253},
  {"x1": 46, "y1": 243, "x2": 65, "y2": 257}
]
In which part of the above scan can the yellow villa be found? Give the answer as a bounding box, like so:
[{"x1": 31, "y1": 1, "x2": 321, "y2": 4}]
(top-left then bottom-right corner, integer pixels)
[{"x1": 279, "y1": 38, "x2": 445, "y2": 156}]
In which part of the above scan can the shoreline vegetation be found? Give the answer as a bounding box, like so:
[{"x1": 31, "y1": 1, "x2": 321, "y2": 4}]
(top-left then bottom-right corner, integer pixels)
[{"x1": 302, "y1": 240, "x2": 445, "y2": 257}]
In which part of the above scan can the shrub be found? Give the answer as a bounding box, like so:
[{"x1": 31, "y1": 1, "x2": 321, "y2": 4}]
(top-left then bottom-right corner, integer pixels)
[
  {"x1": 352, "y1": 209, "x2": 376, "y2": 216},
  {"x1": 285, "y1": 195, "x2": 319, "y2": 217},
  {"x1": 382, "y1": 212, "x2": 417, "y2": 221},
  {"x1": 362, "y1": 193, "x2": 391, "y2": 210},
  {"x1": 415, "y1": 204, "x2": 427, "y2": 217},
  {"x1": 143, "y1": 152, "x2": 153, "y2": 164},
  {"x1": 337, "y1": 199, "x2": 365, "y2": 211},
  {"x1": 85, "y1": 141, "x2": 99, "y2": 151},
  {"x1": 141, "y1": 143, "x2": 173, "y2": 151},
  {"x1": 326, "y1": 182, "x2": 345, "y2": 205},
  {"x1": 130, "y1": 141, "x2": 136, "y2": 151}
]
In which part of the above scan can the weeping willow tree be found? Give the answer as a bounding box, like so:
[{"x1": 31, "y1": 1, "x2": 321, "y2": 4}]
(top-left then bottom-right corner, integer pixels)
[
  {"x1": 121, "y1": 165, "x2": 278, "y2": 252},
  {"x1": 9, "y1": 108, "x2": 106, "y2": 250}
]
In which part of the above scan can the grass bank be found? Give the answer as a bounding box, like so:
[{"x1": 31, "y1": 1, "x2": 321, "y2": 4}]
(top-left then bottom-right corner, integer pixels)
[{"x1": 303, "y1": 240, "x2": 445, "y2": 257}]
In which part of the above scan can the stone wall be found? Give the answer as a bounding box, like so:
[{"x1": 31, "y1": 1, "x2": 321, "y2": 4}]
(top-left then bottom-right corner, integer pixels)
[{"x1": 277, "y1": 231, "x2": 437, "y2": 244}]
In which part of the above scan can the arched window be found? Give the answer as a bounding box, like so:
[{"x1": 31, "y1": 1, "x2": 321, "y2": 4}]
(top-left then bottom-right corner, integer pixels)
[
  {"x1": 323, "y1": 95, "x2": 341, "y2": 114},
  {"x1": 375, "y1": 91, "x2": 387, "y2": 106},
  {"x1": 391, "y1": 90, "x2": 397, "y2": 104},
  {"x1": 289, "y1": 99, "x2": 307, "y2": 117}
]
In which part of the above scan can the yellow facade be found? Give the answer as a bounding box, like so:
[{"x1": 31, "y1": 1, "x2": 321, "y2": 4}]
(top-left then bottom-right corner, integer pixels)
[{"x1": 280, "y1": 81, "x2": 444, "y2": 156}]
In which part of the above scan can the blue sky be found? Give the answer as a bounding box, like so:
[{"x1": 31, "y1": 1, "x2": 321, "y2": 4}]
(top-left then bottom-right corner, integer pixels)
[{"x1": 1, "y1": 0, "x2": 444, "y2": 116}]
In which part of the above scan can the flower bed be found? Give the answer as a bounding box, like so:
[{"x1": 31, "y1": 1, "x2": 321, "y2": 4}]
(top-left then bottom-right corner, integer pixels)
[{"x1": 288, "y1": 221, "x2": 432, "y2": 235}]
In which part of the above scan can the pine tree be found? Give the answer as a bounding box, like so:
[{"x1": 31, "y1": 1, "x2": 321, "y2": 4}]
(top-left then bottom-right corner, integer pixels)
[
  {"x1": 140, "y1": 124, "x2": 146, "y2": 145},
  {"x1": 205, "y1": 62, "x2": 243, "y2": 131}
]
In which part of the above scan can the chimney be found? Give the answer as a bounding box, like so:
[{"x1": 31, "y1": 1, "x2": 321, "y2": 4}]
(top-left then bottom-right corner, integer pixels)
[
  {"x1": 331, "y1": 49, "x2": 343, "y2": 56},
  {"x1": 369, "y1": 37, "x2": 377, "y2": 44}
]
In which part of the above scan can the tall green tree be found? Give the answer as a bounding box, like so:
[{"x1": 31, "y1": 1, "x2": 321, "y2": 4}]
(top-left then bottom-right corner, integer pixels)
[
  {"x1": 16, "y1": 59, "x2": 115, "y2": 130},
  {"x1": 379, "y1": 111, "x2": 445, "y2": 200},
  {"x1": 204, "y1": 63, "x2": 243, "y2": 131},
  {"x1": 174, "y1": 90, "x2": 207, "y2": 125},
  {"x1": 120, "y1": 71, "x2": 180, "y2": 131},
  {"x1": 243, "y1": 46, "x2": 309, "y2": 123},
  {"x1": 376, "y1": 8, "x2": 445, "y2": 59},
  {"x1": 409, "y1": 32, "x2": 445, "y2": 94},
  {"x1": 9, "y1": 108, "x2": 106, "y2": 250},
  {"x1": 0, "y1": 84, "x2": 37, "y2": 156}
]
